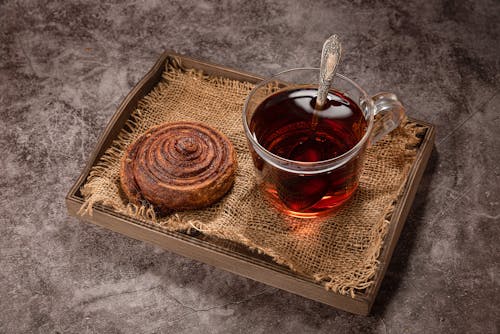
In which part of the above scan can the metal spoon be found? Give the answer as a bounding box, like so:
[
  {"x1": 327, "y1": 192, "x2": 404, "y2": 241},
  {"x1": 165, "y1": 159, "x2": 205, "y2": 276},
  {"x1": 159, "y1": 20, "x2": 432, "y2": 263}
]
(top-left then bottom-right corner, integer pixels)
[
  {"x1": 315, "y1": 34, "x2": 342, "y2": 109},
  {"x1": 284, "y1": 36, "x2": 343, "y2": 210},
  {"x1": 289, "y1": 35, "x2": 343, "y2": 162}
]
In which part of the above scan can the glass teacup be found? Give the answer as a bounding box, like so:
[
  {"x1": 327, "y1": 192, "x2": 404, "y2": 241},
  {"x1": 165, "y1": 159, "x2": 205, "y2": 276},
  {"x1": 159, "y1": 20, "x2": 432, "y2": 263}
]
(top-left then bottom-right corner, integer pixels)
[{"x1": 242, "y1": 68, "x2": 405, "y2": 218}]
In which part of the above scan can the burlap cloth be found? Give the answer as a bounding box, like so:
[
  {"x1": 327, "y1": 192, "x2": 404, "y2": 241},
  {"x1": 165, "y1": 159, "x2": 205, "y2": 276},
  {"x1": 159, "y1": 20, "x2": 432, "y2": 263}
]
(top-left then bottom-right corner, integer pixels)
[{"x1": 79, "y1": 57, "x2": 423, "y2": 297}]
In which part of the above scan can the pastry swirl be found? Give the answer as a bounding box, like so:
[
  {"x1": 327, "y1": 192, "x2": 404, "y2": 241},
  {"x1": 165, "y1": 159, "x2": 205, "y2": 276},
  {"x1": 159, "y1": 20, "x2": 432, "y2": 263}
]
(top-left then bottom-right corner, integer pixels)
[{"x1": 120, "y1": 121, "x2": 237, "y2": 214}]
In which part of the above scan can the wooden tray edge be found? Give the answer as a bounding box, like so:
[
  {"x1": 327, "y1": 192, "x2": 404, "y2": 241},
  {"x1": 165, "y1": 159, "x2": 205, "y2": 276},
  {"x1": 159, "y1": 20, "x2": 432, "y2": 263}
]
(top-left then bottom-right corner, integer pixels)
[
  {"x1": 366, "y1": 121, "x2": 435, "y2": 311},
  {"x1": 65, "y1": 51, "x2": 435, "y2": 315}
]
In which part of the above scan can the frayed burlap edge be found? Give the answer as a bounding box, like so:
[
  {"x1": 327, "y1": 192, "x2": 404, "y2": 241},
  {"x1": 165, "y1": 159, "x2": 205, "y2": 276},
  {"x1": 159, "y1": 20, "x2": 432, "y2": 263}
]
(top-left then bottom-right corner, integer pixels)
[{"x1": 78, "y1": 57, "x2": 426, "y2": 298}]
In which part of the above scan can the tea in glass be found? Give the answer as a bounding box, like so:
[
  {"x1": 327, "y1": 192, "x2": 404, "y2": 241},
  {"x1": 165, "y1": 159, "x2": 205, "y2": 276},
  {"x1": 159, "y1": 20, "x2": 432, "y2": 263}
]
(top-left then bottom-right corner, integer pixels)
[
  {"x1": 242, "y1": 68, "x2": 405, "y2": 218},
  {"x1": 249, "y1": 87, "x2": 367, "y2": 216}
]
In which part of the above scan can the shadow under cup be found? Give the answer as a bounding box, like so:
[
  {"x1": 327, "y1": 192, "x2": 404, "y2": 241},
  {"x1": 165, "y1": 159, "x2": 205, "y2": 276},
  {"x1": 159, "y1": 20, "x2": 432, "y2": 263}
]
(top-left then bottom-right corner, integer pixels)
[{"x1": 242, "y1": 68, "x2": 405, "y2": 218}]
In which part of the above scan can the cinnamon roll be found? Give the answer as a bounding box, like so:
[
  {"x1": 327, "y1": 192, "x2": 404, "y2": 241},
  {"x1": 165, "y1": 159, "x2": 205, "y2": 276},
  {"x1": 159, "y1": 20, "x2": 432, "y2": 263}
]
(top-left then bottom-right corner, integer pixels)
[{"x1": 120, "y1": 122, "x2": 237, "y2": 214}]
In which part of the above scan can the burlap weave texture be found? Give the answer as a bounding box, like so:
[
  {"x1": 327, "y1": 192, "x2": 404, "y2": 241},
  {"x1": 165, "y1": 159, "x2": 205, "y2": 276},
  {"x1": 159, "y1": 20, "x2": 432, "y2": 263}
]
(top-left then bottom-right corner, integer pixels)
[{"x1": 80, "y1": 57, "x2": 422, "y2": 297}]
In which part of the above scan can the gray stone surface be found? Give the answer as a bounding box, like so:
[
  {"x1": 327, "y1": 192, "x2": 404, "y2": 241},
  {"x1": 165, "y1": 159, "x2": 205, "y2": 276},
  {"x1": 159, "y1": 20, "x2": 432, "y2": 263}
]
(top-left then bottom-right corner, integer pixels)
[{"x1": 1, "y1": 0, "x2": 499, "y2": 332}]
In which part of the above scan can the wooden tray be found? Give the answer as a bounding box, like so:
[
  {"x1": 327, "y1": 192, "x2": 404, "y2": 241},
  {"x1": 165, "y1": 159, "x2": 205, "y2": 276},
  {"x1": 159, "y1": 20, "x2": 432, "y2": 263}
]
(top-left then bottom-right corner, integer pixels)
[{"x1": 66, "y1": 52, "x2": 435, "y2": 315}]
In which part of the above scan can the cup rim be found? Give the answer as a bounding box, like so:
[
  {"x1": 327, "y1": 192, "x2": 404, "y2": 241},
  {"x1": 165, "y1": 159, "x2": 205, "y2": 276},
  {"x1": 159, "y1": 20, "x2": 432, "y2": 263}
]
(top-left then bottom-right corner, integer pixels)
[{"x1": 242, "y1": 67, "x2": 375, "y2": 171}]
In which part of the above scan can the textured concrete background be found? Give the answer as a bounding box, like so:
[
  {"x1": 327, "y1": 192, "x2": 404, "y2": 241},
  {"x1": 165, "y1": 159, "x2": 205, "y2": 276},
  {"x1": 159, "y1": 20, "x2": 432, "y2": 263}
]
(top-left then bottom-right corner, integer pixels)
[{"x1": 1, "y1": 0, "x2": 499, "y2": 333}]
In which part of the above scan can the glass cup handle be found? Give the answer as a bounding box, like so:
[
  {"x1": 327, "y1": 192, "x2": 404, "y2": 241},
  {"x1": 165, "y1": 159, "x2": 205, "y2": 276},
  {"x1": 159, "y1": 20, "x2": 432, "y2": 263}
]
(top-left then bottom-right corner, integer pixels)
[{"x1": 370, "y1": 92, "x2": 406, "y2": 144}]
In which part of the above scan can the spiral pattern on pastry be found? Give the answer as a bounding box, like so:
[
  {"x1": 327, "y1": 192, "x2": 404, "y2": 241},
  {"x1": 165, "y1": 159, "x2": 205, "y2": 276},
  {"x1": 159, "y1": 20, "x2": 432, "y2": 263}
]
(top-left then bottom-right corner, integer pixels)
[{"x1": 120, "y1": 122, "x2": 237, "y2": 214}]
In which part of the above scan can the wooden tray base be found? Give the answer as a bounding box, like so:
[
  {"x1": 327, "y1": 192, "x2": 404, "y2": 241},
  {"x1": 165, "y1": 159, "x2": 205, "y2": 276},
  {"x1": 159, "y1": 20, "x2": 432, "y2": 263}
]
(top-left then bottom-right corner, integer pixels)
[{"x1": 66, "y1": 52, "x2": 435, "y2": 315}]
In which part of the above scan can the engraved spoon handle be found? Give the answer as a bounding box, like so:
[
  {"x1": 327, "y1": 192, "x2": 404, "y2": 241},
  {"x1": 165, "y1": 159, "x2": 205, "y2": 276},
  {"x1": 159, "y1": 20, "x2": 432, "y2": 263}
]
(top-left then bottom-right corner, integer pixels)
[{"x1": 316, "y1": 34, "x2": 342, "y2": 109}]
